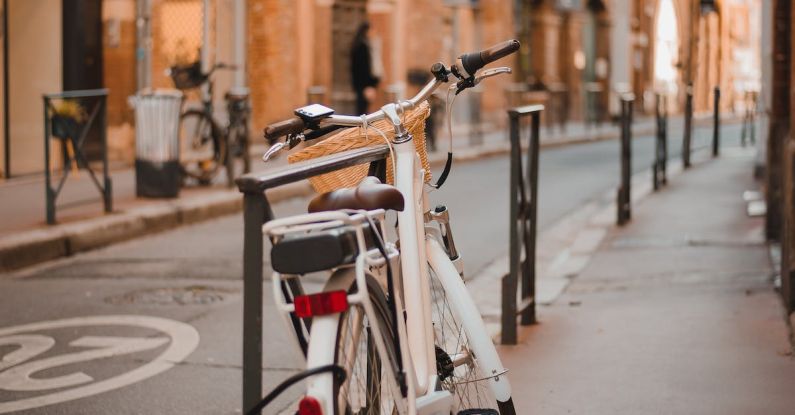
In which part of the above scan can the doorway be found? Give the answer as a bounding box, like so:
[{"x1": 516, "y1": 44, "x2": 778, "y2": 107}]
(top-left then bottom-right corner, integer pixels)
[{"x1": 63, "y1": 0, "x2": 104, "y2": 161}]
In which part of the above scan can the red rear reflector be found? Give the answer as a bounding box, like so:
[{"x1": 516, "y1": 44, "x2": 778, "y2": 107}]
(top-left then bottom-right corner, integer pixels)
[
  {"x1": 298, "y1": 396, "x2": 323, "y2": 415},
  {"x1": 294, "y1": 290, "x2": 349, "y2": 318}
]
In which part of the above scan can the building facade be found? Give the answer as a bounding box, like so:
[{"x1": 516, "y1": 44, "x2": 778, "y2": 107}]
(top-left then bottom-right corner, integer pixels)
[{"x1": 0, "y1": 0, "x2": 760, "y2": 178}]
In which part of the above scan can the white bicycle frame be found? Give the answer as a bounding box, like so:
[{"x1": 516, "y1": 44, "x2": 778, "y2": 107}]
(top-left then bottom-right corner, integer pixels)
[
  {"x1": 267, "y1": 76, "x2": 513, "y2": 414},
  {"x1": 390, "y1": 129, "x2": 512, "y2": 410}
]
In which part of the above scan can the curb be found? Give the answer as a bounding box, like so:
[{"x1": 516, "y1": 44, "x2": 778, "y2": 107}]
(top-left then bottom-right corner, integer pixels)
[
  {"x1": 0, "y1": 181, "x2": 311, "y2": 273},
  {"x1": 1, "y1": 116, "x2": 741, "y2": 274}
]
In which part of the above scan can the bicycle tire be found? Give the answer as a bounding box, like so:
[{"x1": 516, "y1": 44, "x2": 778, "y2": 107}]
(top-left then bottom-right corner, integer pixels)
[
  {"x1": 317, "y1": 270, "x2": 404, "y2": 415},
  {"x1": 178, "y1": 109, "x2": 226, "y2": 184},
  {"x1": 428, "y1": 265, "x2": 516, "y2": 415}
]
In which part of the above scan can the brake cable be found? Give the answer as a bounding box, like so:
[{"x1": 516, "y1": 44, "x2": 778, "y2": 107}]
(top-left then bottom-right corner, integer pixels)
[{"x1": 431, "y1": 84, "x2": 459, "y2": 189}]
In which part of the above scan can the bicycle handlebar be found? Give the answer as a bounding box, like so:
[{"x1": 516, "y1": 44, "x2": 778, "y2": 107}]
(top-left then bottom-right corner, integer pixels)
[
  {"x1": 457, "y1": 39, "x2": 521, "y2": 78},
  {"x1": 262, "y1": 39, "x2": 520, "y2": 142},
  {"x1": 264, "y1": 117, "x2": 306, "y2": 141}
]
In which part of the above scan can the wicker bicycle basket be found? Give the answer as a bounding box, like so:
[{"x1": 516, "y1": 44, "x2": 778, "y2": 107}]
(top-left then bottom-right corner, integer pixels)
[
  {"x1": 287, "y1": 101, "x2": 432, "y2": 194},
  {"x1": 168, "y1": 62, "x2": 206, "y2": 90}
]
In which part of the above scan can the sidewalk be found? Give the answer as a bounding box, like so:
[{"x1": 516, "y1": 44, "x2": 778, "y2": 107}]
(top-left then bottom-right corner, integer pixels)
[
  {"x1": 498, "y1": 148, "x2": 795, "y2": 413},
  {"x1": 0, "y1": 114, "x2": 741, "y2": 273}
]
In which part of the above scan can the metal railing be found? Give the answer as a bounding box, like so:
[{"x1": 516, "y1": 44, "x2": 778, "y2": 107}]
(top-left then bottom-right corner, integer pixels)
[
  {"x1": 653, "y1": 93, "x2": 668, "y2": 191},
  {"x1": 235, "y1": 145, "x2": 390, "y2": 413},
  {"x1": 43, "y1": 89, "x2": 111, "y2": 224},
  {"x1": 616, "y1": 94, "x2": 634, "y2": 226},
  {"x1": 501, "y1": 104, "x2": 543, "y2": 345}
]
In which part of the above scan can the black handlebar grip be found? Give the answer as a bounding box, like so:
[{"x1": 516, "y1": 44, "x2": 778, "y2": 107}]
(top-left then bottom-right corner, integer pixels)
[
  {"x1": 459, "y1": 39, "x2": 520, "y2": 77},
  {"x1": 263, "y1": 117, "x2": 306, "y2": 142}
]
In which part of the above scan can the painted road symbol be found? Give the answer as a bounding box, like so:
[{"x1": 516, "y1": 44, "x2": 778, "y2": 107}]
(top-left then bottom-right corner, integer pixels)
[{"x1": 0, "y1": 315, "x2": 199, "y2": 413}]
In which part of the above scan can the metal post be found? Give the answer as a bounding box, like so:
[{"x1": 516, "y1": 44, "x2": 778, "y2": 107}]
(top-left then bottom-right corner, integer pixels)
[
  {"x1": 653, "y1": 94, "x2": 668, "y2": 190},
  {"x1": 741, "y1": 92, "x2": 749, "y2": 147},
  {"x1": 683, "y1": 85, "x2": 693, "y2": 168},
  {"x1": 661, "y1": 95, "x2": 668, "y2": 185},
  {"x1": 520, "y1": 111, "x2": 539, "y2": 326},
  {"x1": 617, "y1": 96, "x2": 633, "y2": 225},
  {"x1": 502, "y1": 104, "x2": 543, "y2": 344},
  {"x1": 712, "y1": 86, "x2": 720, "y2": 157},
  {"x1": 101, "y1": 96, "x2": 112, "y2": 213},
  {"x1": 782, "y1": 141, "x2": 795, "y2": 313},
  {"x1": 653, "y1": 94, "x2": 661, "y2": 191},
  {"x1": 502, "y1": 111, "x2": 520, "y2": 345},
  {"x1": 242, "y1": 192, "x2": 269, "y2": 413},
  {"x1": 44, "y1": 98, "x2": 54, "y2": 224}
]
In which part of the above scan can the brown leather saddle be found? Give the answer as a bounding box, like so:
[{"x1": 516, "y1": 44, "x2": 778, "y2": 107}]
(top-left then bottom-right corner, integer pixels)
[{"x1": 308, "y1": 176, "x2": 404, "y2": 213}]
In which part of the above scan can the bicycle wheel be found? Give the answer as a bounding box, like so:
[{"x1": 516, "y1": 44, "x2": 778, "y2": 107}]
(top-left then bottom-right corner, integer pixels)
[
  {"x1": 324, "y1": 272, "x2": 404, "y2": 415},
  {"x1": 179, "y1": 109, "x2": 226, "y2": 184},
  {"x1": 428, "y1": 266, "x2": 515, "y2": 414}
]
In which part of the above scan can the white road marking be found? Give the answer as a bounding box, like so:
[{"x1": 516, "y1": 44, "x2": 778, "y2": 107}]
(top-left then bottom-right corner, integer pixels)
[
  {"x1": 0, "y1": 336, "x2": 169, "y2": 392},
  {"x1": 0, "y1": 335, "x2": 54, "y2": 373},
  {"x1": 0, "y1": 315, "x2": 200, "y2": 413}
]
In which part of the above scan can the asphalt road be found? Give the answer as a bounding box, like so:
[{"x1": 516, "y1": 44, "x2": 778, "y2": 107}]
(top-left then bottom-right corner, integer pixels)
[{"x1": 0, "y1": 122, "x2": 744, "y2": 414}]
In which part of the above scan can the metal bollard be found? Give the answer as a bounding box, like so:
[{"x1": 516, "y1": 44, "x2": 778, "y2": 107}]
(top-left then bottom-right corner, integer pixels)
[
  {"x1": 44, "y1": 89, "x2": 112, "y2": 224},
  {"x1": 712, "y1": 86, "x2": 720, "y2": 157},
  {"x1": 683, "y1": 84, "x2": 693, "y2": 169},
  {"x1": 617, "y1": 94, "x2": 634, "y2": 226},
  {"x1": 653, "y1": 93, "x2": 668, "y2": 191},
  {"x1": 502, "y1": 104, "x2": 543, "y2": 345}
]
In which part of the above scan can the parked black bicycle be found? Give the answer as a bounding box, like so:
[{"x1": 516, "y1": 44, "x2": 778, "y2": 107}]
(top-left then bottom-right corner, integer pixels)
[{"x1": 168, "y1": 61, "x2": 251, "y2": 186}]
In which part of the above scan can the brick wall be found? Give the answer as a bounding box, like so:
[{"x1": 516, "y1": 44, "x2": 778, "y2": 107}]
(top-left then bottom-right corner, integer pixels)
[{"x1": 247, "y1": 0, "x2": 304, "y2": 131}]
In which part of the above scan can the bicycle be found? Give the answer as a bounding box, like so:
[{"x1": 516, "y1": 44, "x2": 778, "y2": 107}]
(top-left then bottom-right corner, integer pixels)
[
  {"x1": 168, "y1": 61, "x2": 251, "y2": 186},
  {"x1": 254, "y1": 40, "x2": 521, "y2": 415}
]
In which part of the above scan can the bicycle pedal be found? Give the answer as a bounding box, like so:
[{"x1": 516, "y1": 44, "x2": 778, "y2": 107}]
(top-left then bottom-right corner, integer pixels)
[{"x1": 457, "y1": 410, "x2": 499, "y2": 415}]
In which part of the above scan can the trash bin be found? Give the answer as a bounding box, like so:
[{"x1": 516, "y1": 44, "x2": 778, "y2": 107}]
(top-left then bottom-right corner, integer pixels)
[{"x1": 130, "y1": 90, "x2": 183, "y2": 198}]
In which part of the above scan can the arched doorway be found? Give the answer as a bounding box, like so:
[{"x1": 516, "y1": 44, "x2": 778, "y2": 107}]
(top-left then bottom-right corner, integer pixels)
[{"x1": 653, "y1": 0, "x2": 680, "y2": 111}]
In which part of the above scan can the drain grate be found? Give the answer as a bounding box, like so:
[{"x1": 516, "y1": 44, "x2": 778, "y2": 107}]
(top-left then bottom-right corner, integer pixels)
[{"x1": 106, "y1": 285, "x2": 238, "y2": 306}]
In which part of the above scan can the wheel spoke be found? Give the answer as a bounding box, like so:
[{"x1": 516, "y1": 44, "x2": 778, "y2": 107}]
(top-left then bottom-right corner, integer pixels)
[{"x1": 428, "y1": 267, "x2": 498, "y2": 412}]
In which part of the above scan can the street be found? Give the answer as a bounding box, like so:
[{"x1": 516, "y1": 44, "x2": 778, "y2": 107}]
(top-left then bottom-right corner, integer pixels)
[{"x1": 0, "y1": 122, "x2": 739, "y2": 414}]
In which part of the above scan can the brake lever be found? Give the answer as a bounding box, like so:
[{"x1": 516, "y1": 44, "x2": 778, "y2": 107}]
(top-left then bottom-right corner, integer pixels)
[
  {"x1": 473, "y1": 67, "x2": 512, "y2": 86},
  {"x1": 262, "y1": 142, "x2": 285, "y2": 162},
  {"x1": 262, "y1": 134, "x2": 304, "y2": 162}
]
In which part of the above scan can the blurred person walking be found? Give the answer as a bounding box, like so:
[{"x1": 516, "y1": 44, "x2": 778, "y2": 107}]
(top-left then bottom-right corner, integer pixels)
[{"x1": 350, "y1": 21, "x2": 381, "y2": 115}]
